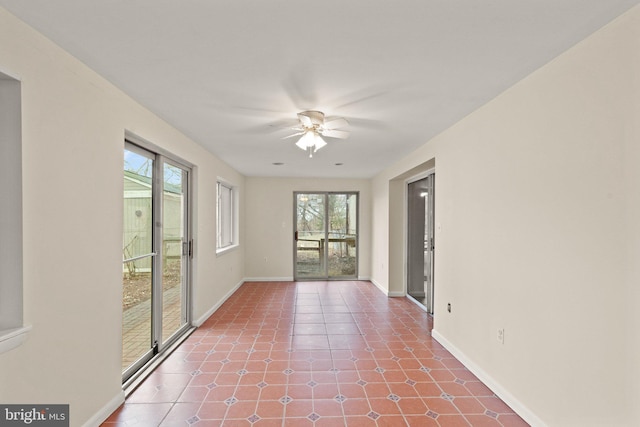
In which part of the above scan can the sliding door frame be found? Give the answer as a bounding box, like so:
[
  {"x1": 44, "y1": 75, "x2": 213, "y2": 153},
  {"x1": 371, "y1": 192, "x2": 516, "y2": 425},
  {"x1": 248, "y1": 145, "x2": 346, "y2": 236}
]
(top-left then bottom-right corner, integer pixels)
[
  {"x1": 405, "y1": 169, "x2": 435, "y2": 313},
  {"x1": 123, "y1": 136, "x2": 194, "y2": 385},
  {"x1": 293, "y1": 191, "x2": 359, "y2": 281}
]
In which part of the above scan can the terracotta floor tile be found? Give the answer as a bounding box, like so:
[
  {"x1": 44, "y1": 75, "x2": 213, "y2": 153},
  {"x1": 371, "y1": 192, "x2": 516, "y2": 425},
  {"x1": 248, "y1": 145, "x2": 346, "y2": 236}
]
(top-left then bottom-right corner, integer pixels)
[
  {"x1": 283, "y1": 417, "x2": 313, "y2": 427},
  {"x1": 234, "y1": 385, "x2": 262, "y2": 401},
  {"x1": 287, "y1": 371, "x2": 312, "y2": 385},
  {"x1": 423, "y1": 397, "x2": 459, "y2": 415},
  {"x1": 325, "y1": 323, "x2": 361, "y2": 334},
  {"x1": 463, "y1": 414, "x2": 503, "y2": 427},
  {"x1": 287, "y1": 384, "x2": 314, "y2": 400},
  {"x1": 341, "y1": 398, "x2": 371, "y2": 416},
  {"x1": 368, "y1": 398, "x2": 402, "y2": 416},
  {"x1": 159, "y1": 402, "x2": 202, "y2": 425},
  {"x1": 313, "y1": 398, "x2": 344, "y2": 417},
  {"x1": 262, "y1": 372, "x2": 288, "y2": 386},
  {"x1": 314, "y1": 416, "x2": 346, "y2": 426},
  {"x1": 294, "y1": 314, "x2": 325, "y2": 323},
  {"x1": 220, "y1": 419, "x2": 251, "y2": 426},
  {"x1": 103, "y1": 281, "x2": 527, "y2": 427},
  {"x1": 439, "y1": 382, "x2": 473, "y2": 397},
  {"x1": 405, "y1": 415, "x2": 440, "y2": 427},
  {"x1": 291, "y1": 335, "x2": 329, "y2": 350},
  {"x1": 324, "y1": 314, "x2": 355, "y2": 323},
  {"x1": 103, "y1": 403, "x2": 173, "y2": 424},
  {"x1": 224, "y1": 400, "x2": 259, "y2": 419},
  {"x1": 338, "y1": 383, "x2": 368, "y2": 400},
  {"x1": 198, "y1": 401, "x2": 230, "y2": 420},
  {"x1": 312, "y1": 371, "x2": 338, "y2": 384},
  {"x1": 377, "y1": 415, "x2": 408, "y2": 426},
  {"x1": 429, "y1": 369, "x2": 456, "y2": 382},
  {"x1": 435, "y1": 414, "x2": 473, "y2": 427},
  {"x1": 354, "y1": 359, "x2": 378, "y2": 370},
  {"x1": 453, "y1": 397, "x2": 486, "y2": 414},
  {"x1": 397, "y1": 396, "x2": 430, "y2": 414},
  {"x1": 477, "y1": 396, "x2": 516, "y2": 414},
  {"x1": 465, "y1": 381, "x2": 496, "y2": 397},
  {"x1": 293, "y1": 323, "x2": 327, "y2": 335},
  {"x1": 382, "y1": 370, "x2": 409, "y2": 383},
  {"x1": 343, "y1": 415, "x2": 378, "y2": 426},
  {"x1": 205, "y1": 385, "x2": 237, "y2": 402},
  {"x1": 252, "y1": 418, "x2": 283, "y2": 427},
  {"x1": 255, "y1": 400, "x2": 285, "y2": 419},
  {"x1": 179, "y1": 385, "x2": 210, "y2": 402},
  {"x1": 358, "y1": 370, "x2": 386, "y2": 383},
  {"x1": 283, "y1": 399, "x2": 314, "y2": 417},
  {"x1": 387, "y1": 382, "x2": 420, "y2": 398},
  {"x1": 313, "y1": 383, "x2": 340, "y2": 399},
  {"x1": 497, "y1": 413, "x2": 531, "y2": 427}
]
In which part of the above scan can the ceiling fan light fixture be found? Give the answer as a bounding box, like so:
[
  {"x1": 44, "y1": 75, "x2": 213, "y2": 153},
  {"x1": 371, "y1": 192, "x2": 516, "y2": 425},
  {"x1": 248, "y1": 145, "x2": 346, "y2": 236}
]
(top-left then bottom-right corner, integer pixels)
[
  {"x1": 295, "y1": 130, "x2": 316, "y2": 150},
  {"x1": 313, "y1": 135, "x2": 327, "y2": 150},
  {"x1": 287, "y1": 110, "x2": 350, "y2": 157}
]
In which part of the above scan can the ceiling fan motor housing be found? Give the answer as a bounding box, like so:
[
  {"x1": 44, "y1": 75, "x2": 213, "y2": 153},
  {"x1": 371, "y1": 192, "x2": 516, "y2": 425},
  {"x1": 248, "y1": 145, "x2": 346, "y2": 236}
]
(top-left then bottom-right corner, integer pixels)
[{"x1": 298, "y1": 110, "x2": 325, "y2": 127}]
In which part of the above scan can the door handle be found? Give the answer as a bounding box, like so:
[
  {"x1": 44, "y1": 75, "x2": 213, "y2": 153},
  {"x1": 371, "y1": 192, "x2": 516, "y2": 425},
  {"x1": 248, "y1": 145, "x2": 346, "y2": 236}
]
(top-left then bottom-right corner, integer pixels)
[{"x1": 295, "y1": 231, "x2": 298, "y2": 241}]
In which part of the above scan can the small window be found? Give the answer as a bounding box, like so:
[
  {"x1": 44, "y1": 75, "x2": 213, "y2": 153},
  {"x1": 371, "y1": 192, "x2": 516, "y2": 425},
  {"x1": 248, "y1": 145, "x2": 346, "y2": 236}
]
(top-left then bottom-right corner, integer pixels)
[
  {"x1": 0, "y1": 71, "x2": 31, "y2": 354},
  {"x1": 217, "y1": 180, "x2": 237, "y2": 251}
]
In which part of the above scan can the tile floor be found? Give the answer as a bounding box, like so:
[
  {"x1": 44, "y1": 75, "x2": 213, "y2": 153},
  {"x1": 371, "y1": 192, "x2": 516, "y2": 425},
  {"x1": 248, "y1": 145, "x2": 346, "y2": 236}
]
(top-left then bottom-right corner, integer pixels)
[{"x1": 103, "y1": 281, "x2": 529, "y2": 426}]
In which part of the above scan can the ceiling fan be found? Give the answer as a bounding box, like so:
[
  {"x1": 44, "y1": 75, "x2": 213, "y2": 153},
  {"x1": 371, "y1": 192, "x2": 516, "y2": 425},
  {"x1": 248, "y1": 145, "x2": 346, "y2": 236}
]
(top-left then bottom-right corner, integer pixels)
[{"x1": 282, "y1": 110, "x2": 350, "y2": 157}]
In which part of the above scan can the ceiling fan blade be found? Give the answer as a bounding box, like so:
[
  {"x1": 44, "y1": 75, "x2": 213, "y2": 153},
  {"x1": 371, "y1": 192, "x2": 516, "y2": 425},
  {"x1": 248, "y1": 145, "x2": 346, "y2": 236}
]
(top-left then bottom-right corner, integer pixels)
[
  {"x1": 321, "y1": 129, "x2": 350, "y2": 139},
  {"x1": 282, "y1": 131, "x2": 306, "y2": 140},
  {"x1": 268, "y1": 118, "x2": 302, "y2": 129},
  {"x1": 323, "y1": 117, "x2": 349, "y2": 130}
]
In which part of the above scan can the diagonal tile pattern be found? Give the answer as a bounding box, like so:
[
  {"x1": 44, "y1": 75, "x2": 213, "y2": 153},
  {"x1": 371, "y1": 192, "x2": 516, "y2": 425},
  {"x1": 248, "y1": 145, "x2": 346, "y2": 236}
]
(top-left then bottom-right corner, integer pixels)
[{"x1": 103, "y1": 281, "x2": 529, "y2": 426}]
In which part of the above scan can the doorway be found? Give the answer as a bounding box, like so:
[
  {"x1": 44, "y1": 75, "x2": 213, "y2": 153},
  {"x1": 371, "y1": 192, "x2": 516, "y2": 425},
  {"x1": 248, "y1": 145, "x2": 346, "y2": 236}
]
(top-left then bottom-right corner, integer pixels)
[
  {"x1": 122, "y1": 141, "x2": 192, "y2": 383},
  {"x1": 407, "y1": 173, "x2": 435, "y2": 312},
  {"x1": 294, "y1": 192, "x2": 358, "y2": 280}
]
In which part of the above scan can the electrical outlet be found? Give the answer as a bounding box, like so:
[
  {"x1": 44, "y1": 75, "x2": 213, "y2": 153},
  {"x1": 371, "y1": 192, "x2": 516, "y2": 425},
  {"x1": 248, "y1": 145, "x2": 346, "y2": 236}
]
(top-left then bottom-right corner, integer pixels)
[
  {"x1": 497, "y1": 328, "x2": 505, "y2": 344},
  {"x1": 447, "y1": 303, "x2": 451, "y2": 313}
]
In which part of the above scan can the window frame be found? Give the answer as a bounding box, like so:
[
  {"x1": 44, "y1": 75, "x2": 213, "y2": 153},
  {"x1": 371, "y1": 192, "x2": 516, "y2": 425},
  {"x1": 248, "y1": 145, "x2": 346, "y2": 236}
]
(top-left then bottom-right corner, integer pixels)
[
  {"x1": 0, "y1": 70, "x2": 31, "y2": 355},
  {"x1": 216, "y1": 178, "x2": 239, "y2": 254}
]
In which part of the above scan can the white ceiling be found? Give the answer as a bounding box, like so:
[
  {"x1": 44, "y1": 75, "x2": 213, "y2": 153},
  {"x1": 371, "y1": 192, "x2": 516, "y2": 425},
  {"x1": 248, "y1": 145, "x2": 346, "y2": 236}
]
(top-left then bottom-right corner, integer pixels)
[{"x1": 1, "y1": 1, "x2": 638, "y2": 178}]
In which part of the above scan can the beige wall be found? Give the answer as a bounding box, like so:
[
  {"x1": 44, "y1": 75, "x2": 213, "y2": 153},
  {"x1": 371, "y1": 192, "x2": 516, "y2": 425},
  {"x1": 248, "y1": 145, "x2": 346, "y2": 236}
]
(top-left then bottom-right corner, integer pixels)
[
  {"x1": 372, "y1": 6, "x2": 639, "y2": 426},
  {"x1": 2, "y1": 2, "x2": 639, "y2": 426},
  {"x1": 244, "y1": 177, "x2": 371, "y2": 281},
  {"x1": 0, "y1": 7, "x2": 244, "y2": 426}
]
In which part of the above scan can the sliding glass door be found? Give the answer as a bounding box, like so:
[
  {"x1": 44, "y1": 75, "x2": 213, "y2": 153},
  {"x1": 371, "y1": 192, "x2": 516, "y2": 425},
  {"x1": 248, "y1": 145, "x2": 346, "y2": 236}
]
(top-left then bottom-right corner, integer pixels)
[
  {"x1": 294, "y1": 192, "x2": 358, "y2": 280},
  {"x1": 122, "y1": 142, "x2": 192, "y2": 382},
  {"x1": 407, "y1": 174, "x2": 435, "y2": 312}
]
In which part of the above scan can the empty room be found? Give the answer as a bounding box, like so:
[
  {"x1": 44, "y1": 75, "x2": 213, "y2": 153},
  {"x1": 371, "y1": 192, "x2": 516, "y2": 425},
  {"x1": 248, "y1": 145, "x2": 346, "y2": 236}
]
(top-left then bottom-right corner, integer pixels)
[{"x1": 0, "y1": 1, "x2": 639, "y2": 426}]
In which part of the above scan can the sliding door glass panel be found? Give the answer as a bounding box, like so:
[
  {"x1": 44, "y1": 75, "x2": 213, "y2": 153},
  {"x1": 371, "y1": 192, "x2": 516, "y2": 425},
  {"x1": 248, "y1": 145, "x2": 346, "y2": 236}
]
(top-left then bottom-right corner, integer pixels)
[
  {"x1": 295, "y1": 193, "x2": 326, "y2": 278},
  {"x1": 123, "y1": 143, "x2": 192, "y2": 383},
  {"x1": 327, "y1": 194, "x2": 357, "y2": 277},
  {"x1": 295, "y1": 192, "x2": 358, "y2": 280},
  {"x1": 407, "y1": 174, "x2": 435, "y2": 313},
  {"x1": 162, "y1": 163, "x2": 187, "y2": 344},
  {"x1": 122, "y1": 148, "x2": 155, "y2": 372}
]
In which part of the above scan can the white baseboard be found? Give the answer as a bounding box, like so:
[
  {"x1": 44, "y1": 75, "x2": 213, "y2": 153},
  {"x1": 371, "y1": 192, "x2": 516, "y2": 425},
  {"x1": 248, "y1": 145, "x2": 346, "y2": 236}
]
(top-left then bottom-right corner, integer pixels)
[
  {"x1": 82, "y1": 390, "x2": 125, "y2": 427},
  {"x1": 431, "y1": 329, "x2": 546, "y2": 427},
  {"x1": 193, "y1": 279, "x2": 244, "y2": 327},
  {"x1": 369, "y1": 278, "x2": 405, "y2": 297},
  {"x1": 369, "y1": 278, "x2": 389, "y2": 295},
  {"x1": 244, "y1": 277, "x2": 294, "y2": 282},
  {"x1": 388, "y1": 291, "x2": 405, "y2": 297}
]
